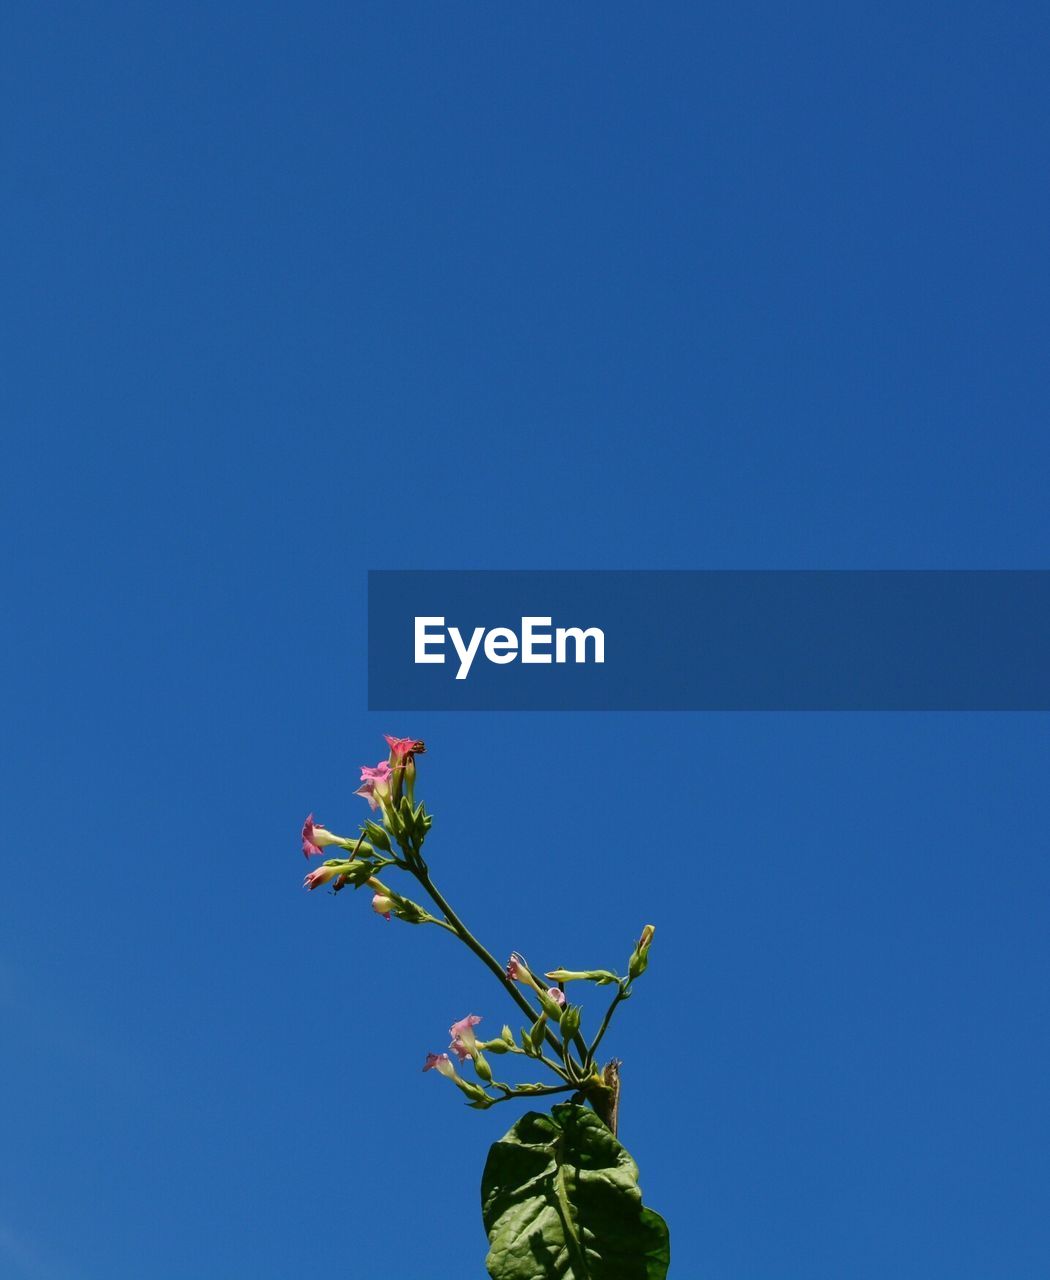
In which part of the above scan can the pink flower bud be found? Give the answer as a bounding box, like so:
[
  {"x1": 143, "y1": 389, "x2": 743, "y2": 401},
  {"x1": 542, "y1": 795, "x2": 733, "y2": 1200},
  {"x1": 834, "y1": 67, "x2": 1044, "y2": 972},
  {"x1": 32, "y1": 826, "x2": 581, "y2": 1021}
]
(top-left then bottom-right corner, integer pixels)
[
  {"x1": 547, "y1": 986, "x2": 566, "y2": 1008},
  {"x1": 448, "y1": 1013, "x2": 482, "y2": 1061},
  {"x1": 354, "y1": 761, "x2": 393, "y2": 811},
  {"x1": 385, "y1": 735, "x2": 426, "y2": 761},
  {"x1": 423, "y1": 1051, "x2": 456, "y2": 1079},
  {"x1": 371, "y1": 893, "x2": 393, "y2": 920},
  {"x1": 506, "y1": 953, "x2": 543, "y2": 993}
]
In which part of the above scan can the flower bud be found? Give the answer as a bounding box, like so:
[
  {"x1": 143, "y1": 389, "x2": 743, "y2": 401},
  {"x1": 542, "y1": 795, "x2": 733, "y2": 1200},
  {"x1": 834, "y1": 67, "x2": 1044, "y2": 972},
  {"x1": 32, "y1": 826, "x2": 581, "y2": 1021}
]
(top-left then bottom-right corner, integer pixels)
[
  {"x1": 628, "y1": 924, "x2": 656, "y2": 979},
  {"x1": 559, "y1": 1004, "x2": 582, "y2": 1041},
  {"x1": 472, "y1": 1050, "x2": 493, "y2": 1083},
  {"x1": 545, "y1": 968, "x2": 620, "y2": 986},
  {"x1": 371, "y1": 893, "x2": 394, "y2": 920},
  {"x1": 363, "y1": 820, "x2": 392, "y2": 853},
  {"x1": 455, "y1": 1078, "x2": 491, "y2": 1103},
  {"x1": 506, "y1": 953, "x2": 544, "y2": 994},
  {"x1": 536, "y1": 987, "x2": 566, "y2": 1018}
]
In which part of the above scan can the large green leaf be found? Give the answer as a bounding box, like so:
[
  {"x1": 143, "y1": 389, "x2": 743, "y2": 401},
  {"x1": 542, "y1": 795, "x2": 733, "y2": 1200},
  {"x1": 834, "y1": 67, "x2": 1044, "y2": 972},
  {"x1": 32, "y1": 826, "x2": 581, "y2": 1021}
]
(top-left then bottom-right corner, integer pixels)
[{"x1": 481, "y1": 1103, "x2": 670, "y2": 1280}]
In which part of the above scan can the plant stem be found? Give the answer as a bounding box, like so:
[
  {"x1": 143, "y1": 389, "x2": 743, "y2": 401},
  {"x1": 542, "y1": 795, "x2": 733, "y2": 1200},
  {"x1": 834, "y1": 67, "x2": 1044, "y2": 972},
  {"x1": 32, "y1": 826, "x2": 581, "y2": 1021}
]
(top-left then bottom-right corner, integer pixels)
[
  {"x1": 489, "y1": 1082, "x2": 577, "y2": 1107},
  {"x1": 414, "y1": 867, "x2": 552, "y2": 1034},
  {"x1": 586, "y1": 985, "x2": 629, "y2": 1070}
]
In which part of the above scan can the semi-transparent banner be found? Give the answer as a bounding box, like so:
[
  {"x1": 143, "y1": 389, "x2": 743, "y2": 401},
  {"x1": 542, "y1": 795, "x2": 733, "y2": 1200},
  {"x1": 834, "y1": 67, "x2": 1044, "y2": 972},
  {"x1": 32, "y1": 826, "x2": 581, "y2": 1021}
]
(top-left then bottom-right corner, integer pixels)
[{"x1": 367, "y1": 570, "x2": 1050, "y2": 711}]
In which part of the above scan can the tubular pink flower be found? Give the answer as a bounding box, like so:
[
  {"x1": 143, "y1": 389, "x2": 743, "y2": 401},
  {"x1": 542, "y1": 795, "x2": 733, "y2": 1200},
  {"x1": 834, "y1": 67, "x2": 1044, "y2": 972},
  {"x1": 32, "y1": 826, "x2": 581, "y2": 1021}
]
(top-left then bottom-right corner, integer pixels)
[
  {"x1": 301, "y1": 814, "x2": 355, "y2": 859},
  {"x1": 354, "y1": 760, "x2": 392, "y2": 811},
  {"x1": 371, "y1": 893, "x2": 393, "y2": 920},
  {"x1": 449, "y1": 1013, "x2": 482, "y2": 1062},
  {"x1": 547, "y1": 986, "x2": 566, "y2": 1008},
  {"x1": 423, "y1": 1051, "x2": 456, "y2": 1079},
  {"x1": 506, "y1": 954, "x2": 526, "y2": 982},
  {"x1": 303, "y1": 864, "x2": 341, "y2": 892},
  {"x1": 385, "y1": 735, "x2": 426, "y2": 761},
  {"x1": 301, "y1": 814, "x2": 324, "y2": 859}
]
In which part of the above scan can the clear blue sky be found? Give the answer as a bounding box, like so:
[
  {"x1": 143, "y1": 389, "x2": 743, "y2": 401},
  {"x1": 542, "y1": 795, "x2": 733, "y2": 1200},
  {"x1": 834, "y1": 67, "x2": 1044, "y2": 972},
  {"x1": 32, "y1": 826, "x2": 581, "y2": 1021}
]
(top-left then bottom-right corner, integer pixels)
[{"x1": 2, "y1": 4, "x2": 1049, "y2": 1278}]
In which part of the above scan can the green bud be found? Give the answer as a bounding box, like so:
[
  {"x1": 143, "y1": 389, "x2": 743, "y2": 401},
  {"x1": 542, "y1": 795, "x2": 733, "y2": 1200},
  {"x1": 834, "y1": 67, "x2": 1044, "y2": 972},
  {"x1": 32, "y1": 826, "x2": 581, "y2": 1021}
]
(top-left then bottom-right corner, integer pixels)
[
  {"x1": 481, "y1": 1039, "x2": 509, "y2": 1055},
  {"x1": 529, "y1": 1014, "x2": 548, "y2": 1054},
  {"x1": 363, "y1": 821, "x2": 392, "y2": 853},
  {"x1": 500, "y1": 1025, "x2": 515, "y2": 1046},
  {"x1": 473, "y1": 1050, "x2": 493, "y2": 1083},
  {"x1": 559, "y1": 1005, "x2": 582, "y2": 1041},
  {"x1": 628, "y1": 924, "x2": 656, "y2": 980},
  {"x1": 392, "y1": 896, "x2": 428, "y2": 925},
  {"x1": 456, "y1": 1079, "x2": 490, "y2": 1103},
  {"x1": 545, "y1": 968, "x2": 620, "y2": 986}
]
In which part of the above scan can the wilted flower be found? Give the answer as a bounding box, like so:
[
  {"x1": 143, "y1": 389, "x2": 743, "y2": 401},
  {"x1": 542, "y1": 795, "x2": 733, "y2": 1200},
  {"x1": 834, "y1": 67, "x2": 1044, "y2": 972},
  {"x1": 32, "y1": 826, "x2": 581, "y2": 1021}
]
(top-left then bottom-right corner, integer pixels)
[
  {"x1": 355, "y1": 760, "x2": 392, "y2": 811},
  {"x1": 385, "y1": 735, "x2": 426, "y2": 761},
  {"x1": 423, "y1": 1051, "x2": 456, "y2": 1079},
  {"x1": 506, "y1": 954, "x2": 527, "y2": 983},
  {"x1": 449, "y1": 1013, "x2": 482, "y2": 1061},
  {"x1": 371, "y1": 893, "x2": 394, "y2": 920},
  {"x1": 547, "y1": 986, "x2": 566, "y2": 1008}
]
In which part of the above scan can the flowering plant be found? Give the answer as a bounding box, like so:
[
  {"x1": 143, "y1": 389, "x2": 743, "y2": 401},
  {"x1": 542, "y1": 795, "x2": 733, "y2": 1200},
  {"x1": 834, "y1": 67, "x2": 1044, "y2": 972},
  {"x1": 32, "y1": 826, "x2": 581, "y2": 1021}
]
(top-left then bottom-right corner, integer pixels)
[{"x1": 300, "y1": 735, "x2": 669, "y2": 1279}]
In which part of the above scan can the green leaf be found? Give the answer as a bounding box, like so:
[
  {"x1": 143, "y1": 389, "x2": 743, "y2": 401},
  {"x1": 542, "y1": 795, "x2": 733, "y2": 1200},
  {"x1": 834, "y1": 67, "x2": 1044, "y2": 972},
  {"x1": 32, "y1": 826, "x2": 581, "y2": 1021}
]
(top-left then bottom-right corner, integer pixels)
[{"x1": 481, "y1": 1103, "x2": 670, "y2": 1280}]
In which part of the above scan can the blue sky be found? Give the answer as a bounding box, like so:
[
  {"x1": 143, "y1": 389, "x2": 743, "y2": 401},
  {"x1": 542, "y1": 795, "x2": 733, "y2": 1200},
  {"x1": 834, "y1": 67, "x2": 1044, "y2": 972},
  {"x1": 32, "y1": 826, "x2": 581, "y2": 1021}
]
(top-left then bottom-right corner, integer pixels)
[{"x1": 2, "y1": 3, "x2": 1049, "y2": 1278}]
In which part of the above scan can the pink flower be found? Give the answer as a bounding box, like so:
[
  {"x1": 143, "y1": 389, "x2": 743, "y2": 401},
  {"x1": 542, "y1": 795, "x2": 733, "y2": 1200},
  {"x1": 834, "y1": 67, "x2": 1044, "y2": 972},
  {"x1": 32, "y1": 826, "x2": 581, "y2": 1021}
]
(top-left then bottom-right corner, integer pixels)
[
  {"x1": 385, "y1": 735, "x2": 426, "y2": 761},
  {"x1": 507, "y1": 953, "x2": 541, "y2": 987},
  {"x1": 301, "y1": 814, "x2": 353, "y2": 859},
  {"x1": 303, "y1": 864, "x2": 341, "y2": 891},
  {"x1": 423, "y1": 1051, "x2": 456, "y2": 1079},
  {"x1": 547, "y1": 987, "x2": 566, "y2": 1008},
  {"x1": 449, "y1": 1013, "x2": 482, "y2": 1062},
  {"x1": 354, "y1": 760, "x2": 392, "y2": 811},
  {"x1": 301, "y1": 814, "x2": 325, "y2": 859},
  {"x1": 371, "y1": 893, "x2": 393, "y2": 920}
]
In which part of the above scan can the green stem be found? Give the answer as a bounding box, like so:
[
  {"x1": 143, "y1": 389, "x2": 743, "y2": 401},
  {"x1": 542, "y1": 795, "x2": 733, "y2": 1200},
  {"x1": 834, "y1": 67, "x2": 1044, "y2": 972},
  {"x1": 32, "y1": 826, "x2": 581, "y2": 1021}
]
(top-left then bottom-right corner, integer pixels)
[
  {"x1": 490, "y1": 1082, "x2": 576, "y2": 1106},
  {"x1": 586, "y1": 985, "x2": 629, "y2": 1069},
  {"x1": 414, "y1": 868, "x2": 554, "y2": 1037},
  {"x1": 540, "y1": 1054, "x2": 575, "y2": 1083}
]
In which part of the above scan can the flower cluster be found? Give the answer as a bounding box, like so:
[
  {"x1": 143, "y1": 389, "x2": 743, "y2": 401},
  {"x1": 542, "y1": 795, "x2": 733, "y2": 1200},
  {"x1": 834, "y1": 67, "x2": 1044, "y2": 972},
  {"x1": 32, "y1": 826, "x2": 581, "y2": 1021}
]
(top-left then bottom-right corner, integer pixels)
[{"x1": 299, "y1": 734, "x2": 655, "y2": 1120}]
